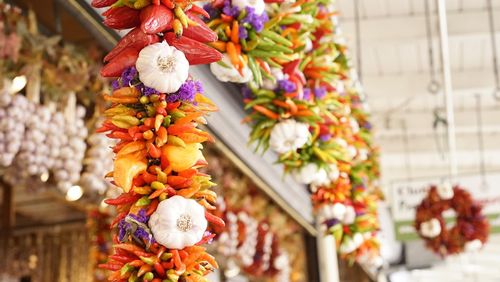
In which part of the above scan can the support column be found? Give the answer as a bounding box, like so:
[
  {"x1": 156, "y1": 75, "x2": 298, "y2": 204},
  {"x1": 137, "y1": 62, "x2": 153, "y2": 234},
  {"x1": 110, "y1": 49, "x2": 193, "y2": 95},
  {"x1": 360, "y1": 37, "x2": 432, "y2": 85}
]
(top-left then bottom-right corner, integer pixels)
[{"x1": 316, "y1": 221, "x2": 340, "y2": 282}]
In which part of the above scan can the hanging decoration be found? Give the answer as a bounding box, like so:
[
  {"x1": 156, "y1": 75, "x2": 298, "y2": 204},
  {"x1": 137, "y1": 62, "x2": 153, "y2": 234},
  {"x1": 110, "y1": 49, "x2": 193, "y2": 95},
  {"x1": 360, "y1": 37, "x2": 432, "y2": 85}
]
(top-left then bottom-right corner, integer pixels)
[
  {"x1": 201, "y1": 0, "x2": 382, "y2": 265},
  {"x1": 414, "y1": 184, "x2": 489, "y2": 256},
  {"x1": 204, "y1": 145, "x2": 308, "y2": 281},
  {"x1": 91, "y1": 0, "x2": 225, "y2": 281}
]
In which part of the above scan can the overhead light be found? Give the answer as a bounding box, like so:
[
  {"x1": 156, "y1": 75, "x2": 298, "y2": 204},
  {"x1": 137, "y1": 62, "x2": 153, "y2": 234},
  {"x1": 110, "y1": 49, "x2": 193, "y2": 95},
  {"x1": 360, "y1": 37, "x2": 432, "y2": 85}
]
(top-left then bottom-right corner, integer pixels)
[
  {"x1": 40, "y1": 172, "x2": 49, "y2": 182},
  {"x1": 66, "y1": 185, "x2": 83, "y2": 202},
  {"x1": 9, "y1": 75, "x2": 27, "y2": 94}
]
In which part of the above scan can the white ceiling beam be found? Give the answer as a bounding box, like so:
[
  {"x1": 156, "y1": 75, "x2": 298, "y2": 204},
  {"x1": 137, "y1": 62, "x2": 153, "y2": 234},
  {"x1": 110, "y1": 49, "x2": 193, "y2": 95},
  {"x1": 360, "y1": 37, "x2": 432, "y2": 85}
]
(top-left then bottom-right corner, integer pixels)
[
  {"x1": 380, "y1": 150, "x2": 500, "y2": 168},
  {"x1": 362, "y1": 70, "x2": 495, "y2": 99},
  {"x1": 338, "y1": 8, "x2": 500, "y2": 43},
  {"x1": 376, "y1": 125, "x2": 500, "y2": 139}
]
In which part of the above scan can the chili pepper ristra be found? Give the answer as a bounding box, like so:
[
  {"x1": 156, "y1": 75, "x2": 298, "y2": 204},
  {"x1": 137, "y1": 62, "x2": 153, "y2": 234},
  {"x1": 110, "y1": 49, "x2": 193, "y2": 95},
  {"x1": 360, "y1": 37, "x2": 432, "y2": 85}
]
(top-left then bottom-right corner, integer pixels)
[{"x1": 91, "y1": 0, "x2": 224, "y2": 281}]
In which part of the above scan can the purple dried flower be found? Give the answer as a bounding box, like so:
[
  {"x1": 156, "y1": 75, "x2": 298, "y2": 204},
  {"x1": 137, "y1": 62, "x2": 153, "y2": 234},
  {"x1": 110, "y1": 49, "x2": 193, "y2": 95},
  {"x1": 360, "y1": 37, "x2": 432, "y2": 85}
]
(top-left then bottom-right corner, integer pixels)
[
  {"x1": 319, "y1": 133, "x2": 332, "y2": 142},
  {"x1": 241, "y1": 85, "x2": 254, "y2": 99},
  {"x1": 166, "y1": 80, "x2": 198, "y2": 103},
  {"x1": 141, "y1": 85, "x2": 160, "y2": 96},
  {"x1": 278, "y1": 79, "x2": 296, "y2": 93},
  {"x1": 324, "y1": 218, "x2": 340, "y2": 228},
  {"x1": 204, "y1": 4, "x2": 220, "y2": 19},
  {"x1": 239, "y1": 25, "x2": 248, "y2": 40},
  {"x1": 314, "y1": 87, "x2": 327, "y2": 99},
  {"x1": 243, "y1": 7, "x2": 268, "y2": 32},
  {"x1": 302, "y1": 88, "x2": 311, "y2": 100},
  {"x1": 121, "y1": 66, "x2": 138, "y2": 87},
  {"x1": 194, "y1": 80, "x2": 204, "y2": 94},
  {"x1": 111, "y1": 80, "x2": 120, "y2": 91},
  {"x1": 223, "y1": 1, "x2": 240, "y2": 17},
  {"x1": 129, "y1": 209, "x2": 148, "y2": 223}
]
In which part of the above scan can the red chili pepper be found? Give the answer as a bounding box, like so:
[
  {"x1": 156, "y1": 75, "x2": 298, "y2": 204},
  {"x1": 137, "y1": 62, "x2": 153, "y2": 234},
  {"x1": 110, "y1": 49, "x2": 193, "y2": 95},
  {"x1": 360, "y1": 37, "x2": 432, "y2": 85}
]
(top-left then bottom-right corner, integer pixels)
[
  {"x1": 104, "y1": 28, "x2": 160, "y2": 62},
  {"x1": 101, "y1": 47, "x2": 140, "y2": 77},
  {"x1": 146, "y1": 199, "x2": 159, "y2": 216},
  {"x1": 152, "y1": 0, "x2": 160, "y2": 4},
  {"x1": 103, "y1": 7, "x2": 141, "y2": 30},
  {"x1": 110, "y1": 254, "x2": 136, "y2": 263},
  {"x1": 160, "y1": 0, "x2": 175, "y2": 9},
  {"x1": 166, "y1": 101, "x2": 180, "y2": 111},
  {"x1": 196, "y1": 232, "x2": 216, "y2": 245},
  {"x1": 105, "y1": 193, "x2": 140, "y2": 205},
  {"x1": 98, "y1": 262, "x2": 123, "y2": 271},
  {"x1": 140, "y1": 4, "x2": 174, "y2": 34},
  {"x1": 188, "y1": 5, "x2": 210, "y2": 19},
  {"x1": 167, "y1": 175, "x2": 188, "y2": 187},
  {"x1": 153, "y1": 262, "x2": 166, "y2": 278},
  {"x1": 182, "y1": 12, "x2": 218, "y2": 43},
  {"x1": 212, "y1": 0, "x2": 225, "y2": 8},
  {"x1": 164, "y1": 32, "x2": 222, "y2": 65},
  {"x1": 91, "y1": 0, "x2": 117, "y2": 8},
  {"x1": 107, "y1": 130, "x2": 135, "y2": 140},
  {"x1": 111, "y1": 211, "x2": 128, "y2": 227},
  {"x1": 205, "y1": 211, "x2": 226, "y2": 228}
]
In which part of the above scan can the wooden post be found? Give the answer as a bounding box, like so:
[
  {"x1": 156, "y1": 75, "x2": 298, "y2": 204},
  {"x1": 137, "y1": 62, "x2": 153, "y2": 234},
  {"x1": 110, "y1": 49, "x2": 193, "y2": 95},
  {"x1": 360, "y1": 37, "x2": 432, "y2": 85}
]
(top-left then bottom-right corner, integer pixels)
[{"x1": 0, "y1": 181, "x2": 14, "y2": 271}]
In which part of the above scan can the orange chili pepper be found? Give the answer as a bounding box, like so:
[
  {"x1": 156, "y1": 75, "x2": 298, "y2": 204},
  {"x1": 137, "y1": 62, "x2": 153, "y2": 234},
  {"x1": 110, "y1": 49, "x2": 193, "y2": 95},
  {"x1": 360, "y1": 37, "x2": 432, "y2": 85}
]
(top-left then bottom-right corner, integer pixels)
[
  {"x1": 142, "y1": 171, "x2": 157, "y2": 184},
  {"x1": 146, "y1": 142, "x2": 161, "y2": 158},
  {"x1": 209, "y1": 41, "x2": 226, "y2": 52},
  {"x1": 167, "y1": 123, "x2": 195, "y2": 135},
  {"x1": 231, "y1": 20, "x2": 239, "y2": 44},
  {"x1": 272, "y1": 99, "x2": 290, "y2": 109},
  {"x1": 224, "y1": 25, "x2": 231, "y2": 38},
  {"x1": 154, "y1": 114, "x2": 164, "y2": 131},
  {"x1": 171, "y1": 250, "x2": 182, "y2": 269},
  {"x1": 155, "y1": 126, "x2": 168, "y2": 147},
  {"x1": 178, "y1": 132, "x2": 208, "y2": 143},
  {"x1": 226, "y1": 42, "x2": 239, "y2": 68},
  {"x1": 252, "y1": 105, "x2": 279, "y2": 120},
  {"x1": 176, "y1": 112, "x2": 203, "y2": 124},
  {"x1": 221, "y1": 14, "x2": 233, "y2": 22},
  {"x1": 112, "y1": 86, "x2": 141, "y2": 98},
  {"x1": 294, "y1": 110, "x2": 314, "y2": 117},
  {"x1": 178, "y1": 168, "x2": 197, "y2": 178}
]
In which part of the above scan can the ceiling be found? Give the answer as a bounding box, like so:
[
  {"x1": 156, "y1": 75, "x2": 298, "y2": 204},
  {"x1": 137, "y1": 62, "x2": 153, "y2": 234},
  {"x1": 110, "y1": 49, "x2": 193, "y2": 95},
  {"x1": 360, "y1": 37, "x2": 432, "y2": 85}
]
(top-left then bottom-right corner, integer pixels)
[{"x1": 337, "y1": 0, "x2": 500, "y2": 184}]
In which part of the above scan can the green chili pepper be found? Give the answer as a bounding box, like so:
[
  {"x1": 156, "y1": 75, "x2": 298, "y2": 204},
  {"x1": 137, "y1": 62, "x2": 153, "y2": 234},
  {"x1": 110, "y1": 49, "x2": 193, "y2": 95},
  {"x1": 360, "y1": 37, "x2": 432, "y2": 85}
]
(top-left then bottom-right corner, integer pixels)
[
  {"x1": 135, "y1": 196, "x2": 151, "y2": 207},
  {"x1": 162, "y1": 115, "x2": 171, "y2": 127},
  {"x1": 216, "y1": 60, "x2": 232, "y2": 69},
  {"x1": 160, "y1": 253, "x2": 173, "y2": 261},
  {"x1": 151, "y1": 181, "x2": 165, "y2": 190},
  {"x1": 140, "y1": 256, "x2": 156, "y2": 266},
  {"x1": 256, "y1": 42, "x2": 293, "y2": 54},
  {"x1": 128, "y1": 272, "x2": 138, "y2": 282},
  {"x1": 120, "y1": 264, "x2": 134, "y2": 277},
  {"x1": 237, "y1": 9, "x2": 247, "y2": 21},
  {"x1": 143, "y1": 272, "x2": 154, "y2": 281},
  {"x1": 247, "y1": 56, "x2": 263, "y2": 86},
  {"x1": 264, "y1": 15, "x2": 282, "y2": 30},
  {"x1": 260, "y1": 30, "x2": 293, "y2": 47},
  {"x1": 244, "y1": 97, "x2": 271, "y2": 110}
]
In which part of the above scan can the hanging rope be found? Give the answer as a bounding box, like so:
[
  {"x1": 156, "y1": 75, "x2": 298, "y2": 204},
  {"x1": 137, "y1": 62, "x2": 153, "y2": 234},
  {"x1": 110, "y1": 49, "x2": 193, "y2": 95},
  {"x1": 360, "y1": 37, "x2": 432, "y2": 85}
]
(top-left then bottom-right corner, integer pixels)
[
  {"x1": 487, "y1": 0, "x2": 500, "y2": 100},
  {"x1": 353, "y1": 0, "x2": 363, "y2": 83},
  {"x1": 401, "y1": 120, "x2": 413, "y2": 180},
  {"x1": 432, "y1": 107, "x2": 447, "y2": 160},
  {"x1": 424, "y1": 0, "x2": 440, "y2": 94},
  {"x1": 475, "y1": 94, "x2": 489, "y2": 190}
]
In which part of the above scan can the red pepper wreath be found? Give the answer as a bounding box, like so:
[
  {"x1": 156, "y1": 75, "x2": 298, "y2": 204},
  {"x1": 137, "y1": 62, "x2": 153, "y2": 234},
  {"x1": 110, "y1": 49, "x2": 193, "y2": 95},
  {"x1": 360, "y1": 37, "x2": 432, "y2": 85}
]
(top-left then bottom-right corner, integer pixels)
[{"x1": 414, "y1": 184, "x2": 489, "y2": 256}]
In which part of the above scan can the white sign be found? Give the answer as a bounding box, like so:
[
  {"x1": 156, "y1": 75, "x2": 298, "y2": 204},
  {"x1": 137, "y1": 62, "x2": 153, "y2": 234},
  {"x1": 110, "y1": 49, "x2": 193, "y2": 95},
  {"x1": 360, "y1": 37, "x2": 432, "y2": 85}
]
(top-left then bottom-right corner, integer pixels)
[{"x1": 390, "y1": 173, "x2": 500, "y2": 240}]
